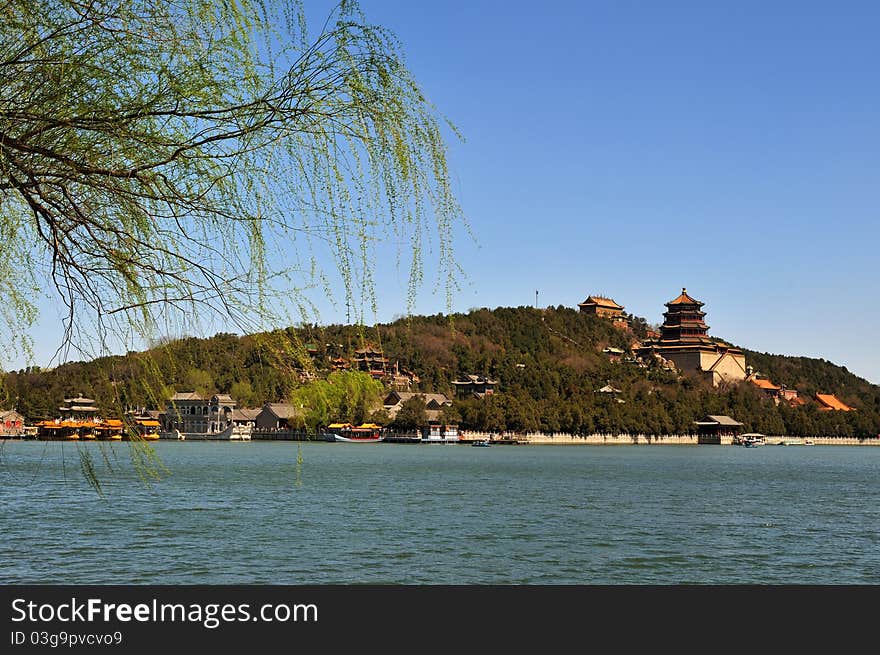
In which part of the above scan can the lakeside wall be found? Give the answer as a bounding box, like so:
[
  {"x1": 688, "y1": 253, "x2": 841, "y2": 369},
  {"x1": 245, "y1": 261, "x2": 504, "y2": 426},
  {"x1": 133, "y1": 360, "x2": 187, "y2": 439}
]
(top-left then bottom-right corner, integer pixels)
[
  {"x1": 522, "y1": 433, "x2": 705, "y2": 445},
  {"x1": 460, "y1": 431, "x2": 880, "y2": 446}
]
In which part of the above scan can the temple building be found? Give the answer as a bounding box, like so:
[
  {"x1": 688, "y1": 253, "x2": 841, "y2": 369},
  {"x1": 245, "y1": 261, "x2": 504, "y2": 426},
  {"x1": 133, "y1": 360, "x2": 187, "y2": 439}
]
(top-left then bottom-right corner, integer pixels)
[
  {"x1": 578, "y1": 295, "x2": 628, "y2": 329},
  {"x1": 353, "y1": 345, "x2": 388, "y2": 379},
  {"x1": 815, "y1": 393, "x2": 853, "y2": 412},
  {"x1": 451, "y1": 374, "x2": 498, "y2": 399},
  {"x1": 638, "y1": 288, "x2": 747, "y2": 386}
]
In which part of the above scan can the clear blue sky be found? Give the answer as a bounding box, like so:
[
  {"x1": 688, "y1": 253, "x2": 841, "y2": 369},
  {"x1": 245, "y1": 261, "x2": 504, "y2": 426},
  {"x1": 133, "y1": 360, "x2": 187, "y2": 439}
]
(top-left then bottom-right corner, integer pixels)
[
  {"x1": 354, "y1": 0, "x2": 880, "y2": 384},
  {"x1": 15, "y1": 1, "x2": 880, "y2": 385}
]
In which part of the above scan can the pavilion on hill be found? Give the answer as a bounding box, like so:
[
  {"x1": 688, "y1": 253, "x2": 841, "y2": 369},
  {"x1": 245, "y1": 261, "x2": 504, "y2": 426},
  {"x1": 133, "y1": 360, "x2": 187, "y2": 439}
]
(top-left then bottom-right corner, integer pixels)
[
  {"x1": 578, "y1": 294, "x2": 628, "y2": 329},
  {"x1": 353, "y1": 345, "x2": 388, "y2": 379},
  {"x1": 578, "y1": 295, "x2": 624, "y2": 318}
]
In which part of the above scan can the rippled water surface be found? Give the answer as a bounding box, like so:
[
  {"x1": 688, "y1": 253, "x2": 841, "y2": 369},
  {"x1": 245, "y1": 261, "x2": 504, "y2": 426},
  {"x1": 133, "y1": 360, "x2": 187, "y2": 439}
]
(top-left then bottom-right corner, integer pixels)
[{"x1": 2, "y1": 441, "x2": 879, "y2": 583}]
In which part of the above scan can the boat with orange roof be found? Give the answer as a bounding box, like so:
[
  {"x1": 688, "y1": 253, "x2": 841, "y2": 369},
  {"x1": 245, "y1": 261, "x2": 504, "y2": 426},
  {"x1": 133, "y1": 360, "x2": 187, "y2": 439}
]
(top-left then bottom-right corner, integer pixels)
[{"x1": 35, "y1": 395, "x2": 124, "y2": 441}]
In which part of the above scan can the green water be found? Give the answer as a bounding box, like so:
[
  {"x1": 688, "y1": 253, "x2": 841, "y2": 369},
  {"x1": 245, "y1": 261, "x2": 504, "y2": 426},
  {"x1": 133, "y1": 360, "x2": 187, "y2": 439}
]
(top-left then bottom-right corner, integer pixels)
[{"x1": 1, "y1": 440, "x2": 878, "y2": 584}]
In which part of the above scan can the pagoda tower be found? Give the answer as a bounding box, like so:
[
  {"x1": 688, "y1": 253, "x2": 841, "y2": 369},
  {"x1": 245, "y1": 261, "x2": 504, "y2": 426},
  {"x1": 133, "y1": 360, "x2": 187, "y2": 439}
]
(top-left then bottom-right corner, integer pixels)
[
  {"x1": 639, "y1": 288, "x2": 747, "y2": 386},
  {"x1": 658, "y1": 288, "x2": 713, "y2": 347}
]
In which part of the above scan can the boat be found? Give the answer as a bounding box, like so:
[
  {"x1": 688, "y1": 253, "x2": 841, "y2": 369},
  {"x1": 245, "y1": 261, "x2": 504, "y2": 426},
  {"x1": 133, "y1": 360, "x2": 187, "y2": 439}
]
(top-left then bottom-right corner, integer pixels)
[
  {"x1": 34, "y1": 395, "x2": 126, "y2": 441},
  {"x1": 472, "y1": 439, "x2": 491, "y2": 447},
  {"x1": 324, "y1": 423, "x2": 384, "y2": 443},
  {"x1": 125, "y1": 412, "x2": 161, "y2": 440},
  {"x1": 740, "y1": 433, "x2": 765, "y2": 447},
  {"x1": 36, "y1": 418, "x2": 124, "y2": 441},
  {"x1": 157, "y1": 424, "x2": 250, "y2": 441}
]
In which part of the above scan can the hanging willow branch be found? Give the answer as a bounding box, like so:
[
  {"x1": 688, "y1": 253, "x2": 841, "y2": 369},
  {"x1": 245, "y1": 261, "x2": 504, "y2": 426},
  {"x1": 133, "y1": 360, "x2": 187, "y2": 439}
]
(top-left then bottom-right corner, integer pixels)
[
  {"x1": 0, "y1": 0, "x2": 465, "y2": 486},
  {"x1": 0, "y1": 0, "x2": 464, "y2": 364}
]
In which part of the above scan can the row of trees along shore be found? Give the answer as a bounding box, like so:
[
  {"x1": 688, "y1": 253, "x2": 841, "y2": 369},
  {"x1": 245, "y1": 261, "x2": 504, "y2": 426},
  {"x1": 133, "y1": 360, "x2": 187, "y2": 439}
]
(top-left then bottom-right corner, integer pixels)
[{"x1": 4, "y1": 306, "x2": 879, "y2": 439}]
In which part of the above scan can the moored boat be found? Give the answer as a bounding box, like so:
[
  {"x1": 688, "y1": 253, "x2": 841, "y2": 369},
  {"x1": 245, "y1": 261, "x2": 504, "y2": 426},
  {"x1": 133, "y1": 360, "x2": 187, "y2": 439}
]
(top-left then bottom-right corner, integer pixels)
[
  {"x1": 740, "y1": 433, "x2": 766, "y2": 447},
  {"x1": 157, "y1": 424, "x2": 248, "y2": 440},
  {"x1": 157, "y1": 393, "x2": 252, "y2": 440},
  {"x1": 323, "y1": 423, "x2": 384, "y2": 443},
  {"x1": 35, "y1": 395, "x2": 124, "y2": 440}
]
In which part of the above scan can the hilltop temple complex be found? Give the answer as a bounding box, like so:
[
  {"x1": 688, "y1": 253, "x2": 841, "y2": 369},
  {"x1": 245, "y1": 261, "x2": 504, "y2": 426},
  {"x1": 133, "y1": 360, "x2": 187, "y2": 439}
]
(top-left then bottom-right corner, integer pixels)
[
  {"x1": 578, "y1": 295, "x2": 628, "y2": 329},
  {"x1": 636, "y1": 288, "x2": 747, "y2": 386}
]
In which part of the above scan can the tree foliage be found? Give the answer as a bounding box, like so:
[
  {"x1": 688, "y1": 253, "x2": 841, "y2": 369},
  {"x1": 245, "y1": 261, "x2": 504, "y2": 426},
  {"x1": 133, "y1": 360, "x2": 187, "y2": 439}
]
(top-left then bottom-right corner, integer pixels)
[
  {"x1": 290, "y1": 369, "x2": 383, "y2": 432},
  {"x1": 390, "y1": 394, "x2": 427, "y2": 430},
  {"x1": 0, "y1": 0, "x2": 463, "y2": 366}
]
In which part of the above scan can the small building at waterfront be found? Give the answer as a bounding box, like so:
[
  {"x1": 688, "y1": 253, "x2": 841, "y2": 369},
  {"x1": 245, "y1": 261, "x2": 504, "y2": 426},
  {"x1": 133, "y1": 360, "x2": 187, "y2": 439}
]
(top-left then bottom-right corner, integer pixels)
[
  {"x1": 0, "y1": 409, "x2": 25, "y2": 437},
  {"x1": 424, "y1": 423, "x2": 459, "y2": 443},
  {"x1": 638, "y1": 288, "x2": 747, "y2": 386},
  {"x1": 36, "y1": 395, "x2": 123, "y2": 440},
  {"x1": 693, "y1": 414, "x2": 743, "y2": 444},
  {"x1": 162, "y1": 392, "x2": 236, "y2": 434},
  {"x1": 255, "y1": 403, "x2": 301, "y2": 430},
  {"x1": 232, "y1": 407, "x2": 261, "y2": 430}
]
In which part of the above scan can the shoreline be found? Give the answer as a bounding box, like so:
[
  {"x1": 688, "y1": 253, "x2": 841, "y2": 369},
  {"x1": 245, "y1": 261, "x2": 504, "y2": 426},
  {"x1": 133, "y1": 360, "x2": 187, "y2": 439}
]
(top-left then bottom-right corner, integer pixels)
[
  {"x1": 463, "y1": 432, "x2": 880, "y2": 446},
  {"x1": 3, "y1": 434, "x2": 878, "y2": 446}
]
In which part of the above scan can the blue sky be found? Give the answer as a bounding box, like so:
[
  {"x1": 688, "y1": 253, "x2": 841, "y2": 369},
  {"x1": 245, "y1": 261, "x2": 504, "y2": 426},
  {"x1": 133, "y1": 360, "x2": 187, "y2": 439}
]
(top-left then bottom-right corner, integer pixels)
[
  {"x1": 353, "y1": 0, "x2": 880, "y2": 383},
  {"x1": 14, "y1": 1, "x2": 880, "y2": 384}
]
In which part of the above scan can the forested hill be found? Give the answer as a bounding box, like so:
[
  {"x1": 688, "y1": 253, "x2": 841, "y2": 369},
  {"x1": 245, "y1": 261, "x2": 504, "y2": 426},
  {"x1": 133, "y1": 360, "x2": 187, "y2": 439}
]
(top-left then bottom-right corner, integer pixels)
[{"x1": 3, "y1": 306, "x2": 879, "y2": 437}]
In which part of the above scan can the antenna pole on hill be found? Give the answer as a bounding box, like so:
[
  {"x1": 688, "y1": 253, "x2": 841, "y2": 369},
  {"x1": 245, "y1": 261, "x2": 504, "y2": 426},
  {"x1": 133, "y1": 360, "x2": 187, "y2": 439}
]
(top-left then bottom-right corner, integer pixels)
[{"x1": 535, "y1": 290, "x2": 538, "y2": 309}]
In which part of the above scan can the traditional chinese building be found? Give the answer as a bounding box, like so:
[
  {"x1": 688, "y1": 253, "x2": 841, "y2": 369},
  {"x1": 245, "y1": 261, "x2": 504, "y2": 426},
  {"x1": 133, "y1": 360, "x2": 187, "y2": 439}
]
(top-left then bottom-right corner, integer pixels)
[
  {"x1": 749, "y1": 377, "x2": 781, "y2": 398},
  {"x1": 693, "y1": 414, "x2": 743, "y2": 444},
  {"x1": 578, "y1": 295, "x2": 628, "y2": 329},
  {"x1": 578, "y1": 295, "x2": 624, "y2": 318},
  {"x1": 255, "y1": 403, "x2": 301, "y2": 430},
  {"x1": 815, "y1": 393, "x2": 853, "y2": 412},
  {"x1": 353, "y1": 345, "x2": 388, "y2": 379},
  {"x1": 451, "y1": 374, "x2": 497, "y2": 399},
  {"x1": 383, "y1": 391, "x2": 452, "y2": 421},
  {"x1": 389, "y1": 361, "x2": 420, "y2": 390},
  {"x1": 639, "y1": 288, "x2": 747, "y2": 386},
  {"x1": 330, "y1": 356, "x2": 350, "y2": 371},
  {"x1": 0, "y1": 409, "x2": 25, "y2": 437},
  {"x1": 36, "y1": 395, "x2": 123, "y2": 440},
  {"x1": 746, "y1": 374, "x2": 802, "y2": 406}
]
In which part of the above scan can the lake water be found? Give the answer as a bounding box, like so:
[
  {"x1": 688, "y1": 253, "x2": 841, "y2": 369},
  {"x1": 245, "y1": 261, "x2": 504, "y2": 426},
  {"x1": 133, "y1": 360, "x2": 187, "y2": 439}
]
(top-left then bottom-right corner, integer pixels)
[{"x1": 1, "y1": 440, "x2": 879, "y2": 584}]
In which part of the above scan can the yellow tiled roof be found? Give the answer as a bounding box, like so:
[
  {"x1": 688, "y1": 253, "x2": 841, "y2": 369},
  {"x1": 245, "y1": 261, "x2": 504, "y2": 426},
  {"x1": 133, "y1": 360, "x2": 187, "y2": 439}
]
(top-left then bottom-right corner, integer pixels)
[
  {"x1": 750, "y1": 378, "x2": 780, "y2": 391},
  {"x1": 815, "y1": 393, "x2": 853, "y2": 411},
  {"x1": 667, "y1": 287, "x2": 702, "y2": 305},
  {"x1": 579, "y1": 295, "x2": 624, "y2": 309}
]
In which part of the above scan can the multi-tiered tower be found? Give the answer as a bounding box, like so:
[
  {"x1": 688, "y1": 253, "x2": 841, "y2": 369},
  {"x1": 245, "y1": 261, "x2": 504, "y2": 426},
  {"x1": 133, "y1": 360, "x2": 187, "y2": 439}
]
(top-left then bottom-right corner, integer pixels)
[
  {"x1": 658, "y1": 288, "x2": 713, "y2": 347},
  {"x1": 640, "y1": 288, "x2": 746, "y2": 385}
]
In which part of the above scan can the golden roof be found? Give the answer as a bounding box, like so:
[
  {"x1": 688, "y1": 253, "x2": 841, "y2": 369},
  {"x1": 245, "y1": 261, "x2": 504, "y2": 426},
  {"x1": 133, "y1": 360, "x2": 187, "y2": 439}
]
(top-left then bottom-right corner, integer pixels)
[
  {"x1": 579, "y1": 295, "x2": 624, "y2": 310},
  {"x1": 666, "y1": 288, "x2": 703, "y2": 306},
  {"x1": 750, "y1": 379, "x2": 781, "y2": 391},
  {"x1": 815, "y1": 393, "x2": 853, "y2": 411}
]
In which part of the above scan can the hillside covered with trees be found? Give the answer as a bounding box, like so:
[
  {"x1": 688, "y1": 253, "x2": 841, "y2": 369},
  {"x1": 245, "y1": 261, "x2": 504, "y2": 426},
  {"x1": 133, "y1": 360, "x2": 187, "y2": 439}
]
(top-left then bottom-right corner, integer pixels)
[{"x1": 3, "y1": 306, "x2": 879, "y2": 438}]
